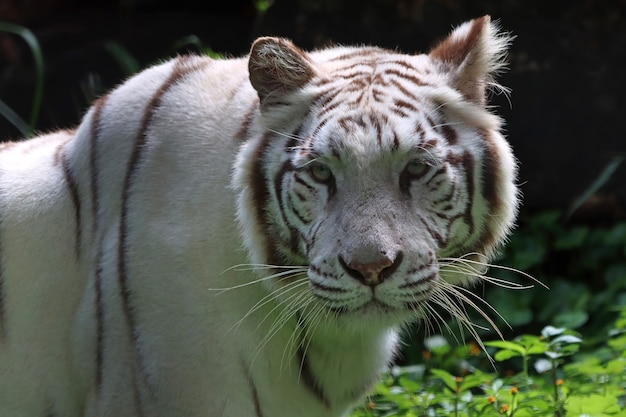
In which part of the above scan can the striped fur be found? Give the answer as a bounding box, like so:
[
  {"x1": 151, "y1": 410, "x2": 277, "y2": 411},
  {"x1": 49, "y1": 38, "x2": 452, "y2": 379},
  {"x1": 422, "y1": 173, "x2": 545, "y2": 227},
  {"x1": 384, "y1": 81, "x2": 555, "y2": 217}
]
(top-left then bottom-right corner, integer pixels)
[{"x1": 0, "y1": 16, "x2": 517, "y2": 417}]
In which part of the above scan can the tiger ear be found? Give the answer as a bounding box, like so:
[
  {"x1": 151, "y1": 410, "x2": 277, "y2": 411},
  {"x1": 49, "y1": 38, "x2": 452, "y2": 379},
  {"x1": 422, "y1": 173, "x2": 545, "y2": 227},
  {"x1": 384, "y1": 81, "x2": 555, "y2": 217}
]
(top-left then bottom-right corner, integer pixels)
[
  {"x1": 429, "y1": 15, "x2": 512, "y2": 105},
  {"x1": 249, "y1": 37, "x2": 316, "y2": 106}
]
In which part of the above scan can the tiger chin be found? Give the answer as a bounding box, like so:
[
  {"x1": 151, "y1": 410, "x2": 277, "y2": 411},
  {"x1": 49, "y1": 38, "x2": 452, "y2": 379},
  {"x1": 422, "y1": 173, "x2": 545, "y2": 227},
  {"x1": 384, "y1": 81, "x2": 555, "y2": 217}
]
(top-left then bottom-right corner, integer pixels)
[{"x1": 0, "y1": 15, "x2": 518, "y2": 417}]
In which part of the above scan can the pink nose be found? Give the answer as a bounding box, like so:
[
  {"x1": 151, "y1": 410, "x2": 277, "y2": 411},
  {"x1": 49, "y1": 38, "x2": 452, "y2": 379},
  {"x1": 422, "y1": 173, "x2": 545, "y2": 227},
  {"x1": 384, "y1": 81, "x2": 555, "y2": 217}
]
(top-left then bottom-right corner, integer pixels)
[{"x1": 339, "y1": 252, "x2": 404, "y2": 286}]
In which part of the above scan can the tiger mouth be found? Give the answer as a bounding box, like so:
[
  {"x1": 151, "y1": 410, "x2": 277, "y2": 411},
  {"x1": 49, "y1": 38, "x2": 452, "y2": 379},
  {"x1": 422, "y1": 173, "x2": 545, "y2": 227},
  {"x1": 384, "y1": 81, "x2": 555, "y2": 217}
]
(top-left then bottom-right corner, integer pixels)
[
  {"x1": 317, "y1": 272, "x2": 438, "y2": 316},
  {"x1": 326, "y1": 289, "x2": 435, "y2": 316}
]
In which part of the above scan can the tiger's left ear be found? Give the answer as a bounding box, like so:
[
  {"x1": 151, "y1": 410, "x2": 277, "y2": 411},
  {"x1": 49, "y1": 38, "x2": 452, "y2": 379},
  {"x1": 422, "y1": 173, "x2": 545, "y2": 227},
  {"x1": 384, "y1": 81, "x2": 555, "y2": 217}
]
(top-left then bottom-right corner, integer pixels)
[
  {"x1": 429, "y1": 15, "x2": 512, "y2": 105},
  {"x1": 249, "y1": 37, "x2": 317, "y2": 106}
]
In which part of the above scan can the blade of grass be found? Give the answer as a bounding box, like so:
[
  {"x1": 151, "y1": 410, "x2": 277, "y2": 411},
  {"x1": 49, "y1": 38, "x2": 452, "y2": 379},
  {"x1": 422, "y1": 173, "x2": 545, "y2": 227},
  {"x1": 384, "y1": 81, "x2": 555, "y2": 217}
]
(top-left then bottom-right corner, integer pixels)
[
  {"x1": 103, "y1": 41, "x2": 140, "y2": 76},
  {"x1": 0, "y1": 98, "x2": 31, "y2": 136},
  {"x1": 0, "y1": 22, "x2": 45, "y2": 137},
  {"x1": 566, "y1": 155, "x2": 625, "y2": 219}
]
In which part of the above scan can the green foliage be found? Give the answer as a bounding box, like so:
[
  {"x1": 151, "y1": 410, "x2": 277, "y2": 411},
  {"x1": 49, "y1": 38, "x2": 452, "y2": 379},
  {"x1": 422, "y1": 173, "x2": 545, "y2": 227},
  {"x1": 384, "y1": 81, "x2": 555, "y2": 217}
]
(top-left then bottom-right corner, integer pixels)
[
  {"x1": 254, "y1": 0, "x2": 274, "y2": 13},
  {"x1": 486, "y1": 210, "x2": 626, "y2": 340},
  {"x1": 351, "y1": 313, "x2": 626, "y2": 417}
]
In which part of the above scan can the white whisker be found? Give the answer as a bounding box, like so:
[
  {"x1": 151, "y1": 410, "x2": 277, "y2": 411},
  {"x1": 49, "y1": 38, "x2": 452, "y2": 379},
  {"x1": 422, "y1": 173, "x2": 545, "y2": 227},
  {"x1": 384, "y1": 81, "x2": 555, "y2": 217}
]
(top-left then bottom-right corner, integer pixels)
[
  {"x1": 211, "y1": 267, "x2": 308, "y2": 294},
  {"x1": 439, "y1": 255, "x2": 548, "y2": 289},
  {"x1": 251, "y1": 287, "x2": 313, "y2": 367},
  {"x1": 246, "y1": 278, "x2": 310, "y2": 334}
]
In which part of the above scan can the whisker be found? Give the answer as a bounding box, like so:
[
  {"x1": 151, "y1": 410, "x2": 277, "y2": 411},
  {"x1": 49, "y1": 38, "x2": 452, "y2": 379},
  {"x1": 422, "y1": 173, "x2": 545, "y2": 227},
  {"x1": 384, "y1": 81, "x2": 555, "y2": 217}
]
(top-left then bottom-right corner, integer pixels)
[
  {"x1": 429, "y1": 288, "x2": 496, "y2": 365},
  {"x1": 439, "y1": 281, "x2": 507, "y2": 337},
  {"x1": 296, "y1": 301, "x2": 329, "y2": 382},
  {"x1": 439, "y1": 254, "x2": 548, "y2": 289},
  {"x1": 239, "y1": 277, "x2": 308, "y2": 332},
  {"x1": 221, "y1": 263, "x2": 308, "y2": 273},
  {"x1": 252, "y1": 288, "x2": 314, "y2": 366},
  {"x1": 211, "y1": 267, "x2": 308, "y2": 294},
  {"x1": 423, "y1": 301, "x2": 461, "y2": 345},
  {"x1": 477, "y1": 275, "x2": 535, "y2": 290},
  {"x1": 442, "y1": 266, "x2": 534, "y2": 290}
]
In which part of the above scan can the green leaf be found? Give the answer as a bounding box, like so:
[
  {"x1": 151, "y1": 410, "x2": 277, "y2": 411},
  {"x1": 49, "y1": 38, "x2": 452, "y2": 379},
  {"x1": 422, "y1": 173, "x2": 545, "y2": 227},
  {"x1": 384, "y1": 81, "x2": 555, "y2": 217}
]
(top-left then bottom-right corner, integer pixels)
[
  {"x1": 398, "y1": 377, "x2": 421, "y2": 393},
  {"x1": 608, "y1": 334, "x2": 626, "y2": 351},
  {"x1": 565, "y1": 394, "x2": 622, "y2": 415},
  {"x1": 541, "y1": 326, "x2": 566, "y2": 337},
  {"x1": 603, "y1": 223, "x2": 626, "y2": 245},
  {"x1": 459, "y1": 374, "x2": 487, "y2": 392},
  {"x1": 553, "y1": 226, "x2": 589, "y2": 250},
  {"x1": 604, "y1": 358, "x2": 626, "y2": 375},
  {"x1": 553, "y1": 310, "x2": 589, "y2": 329},
  {"x1": 517, "y1": 335, "x2": 549, "y2": 354},
  {"x1": 484, "y1": 340, "x2": 527, "y2": 354},
  {"x1": 605, "y1": 264, "x2": 626, "y2": 288},
  {"x1": 506, "y1": 234, "x2": 547, "y2": 270},
  {"x1": 533, "y1": 358, "x2": 554, "y2": 373},
  {"x1": 254, "y1": 0, "x2": 273, "y2": 12},
  {"x1": 429, "y1": 369, "x2": 458, "y2": 392},
  {"x1": 493, "y1": 349, "x2": 523, "y2": 361},
  {"x1": 551, "y1": 335, "x2": 583, "y2": 345}
]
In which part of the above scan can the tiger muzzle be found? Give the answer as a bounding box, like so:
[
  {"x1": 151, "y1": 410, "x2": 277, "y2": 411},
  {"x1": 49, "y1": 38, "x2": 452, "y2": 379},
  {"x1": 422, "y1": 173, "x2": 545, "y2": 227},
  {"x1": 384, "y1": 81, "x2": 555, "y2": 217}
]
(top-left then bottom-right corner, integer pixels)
[{"x1": 338, "y1": 251, "x2": 404, "y2": 286}]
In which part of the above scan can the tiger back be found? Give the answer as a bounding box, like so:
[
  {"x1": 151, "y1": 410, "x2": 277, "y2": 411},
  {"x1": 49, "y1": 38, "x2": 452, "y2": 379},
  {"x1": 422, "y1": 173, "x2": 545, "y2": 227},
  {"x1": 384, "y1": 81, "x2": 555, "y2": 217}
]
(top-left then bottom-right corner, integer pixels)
[{"x1": 0, "y1": 16, "x2": 517, "y2": 417}]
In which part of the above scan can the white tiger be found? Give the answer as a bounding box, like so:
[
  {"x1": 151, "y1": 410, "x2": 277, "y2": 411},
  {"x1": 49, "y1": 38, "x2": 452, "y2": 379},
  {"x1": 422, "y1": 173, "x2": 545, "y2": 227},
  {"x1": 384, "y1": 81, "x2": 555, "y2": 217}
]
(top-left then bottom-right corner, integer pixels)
[{"x1": 0, "y1": 15, "x2": 517, "y2": 417}]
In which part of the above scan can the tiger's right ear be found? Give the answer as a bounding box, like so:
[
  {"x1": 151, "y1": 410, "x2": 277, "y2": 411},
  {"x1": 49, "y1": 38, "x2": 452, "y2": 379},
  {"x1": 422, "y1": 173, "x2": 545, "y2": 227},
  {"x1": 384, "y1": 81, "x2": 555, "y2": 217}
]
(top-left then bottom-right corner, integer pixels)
[{"x1": 248, "y1": 37, "x2": 316, "y2": 106}]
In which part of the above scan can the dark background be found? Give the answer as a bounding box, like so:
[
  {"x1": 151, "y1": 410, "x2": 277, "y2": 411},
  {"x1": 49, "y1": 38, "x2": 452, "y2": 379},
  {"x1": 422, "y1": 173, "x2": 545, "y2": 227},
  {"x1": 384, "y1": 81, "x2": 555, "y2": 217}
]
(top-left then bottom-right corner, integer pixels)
[{"x1": 1, "y1": 0, "x2": 625, "y2": 217}]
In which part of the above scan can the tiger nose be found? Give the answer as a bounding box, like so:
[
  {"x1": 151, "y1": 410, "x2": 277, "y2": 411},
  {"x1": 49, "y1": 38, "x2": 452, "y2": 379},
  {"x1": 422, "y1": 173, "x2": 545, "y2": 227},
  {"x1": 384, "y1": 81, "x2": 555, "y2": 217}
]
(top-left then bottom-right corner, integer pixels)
[{"x1": 339, "y1": 252, "x2": 404, "y2": 286}]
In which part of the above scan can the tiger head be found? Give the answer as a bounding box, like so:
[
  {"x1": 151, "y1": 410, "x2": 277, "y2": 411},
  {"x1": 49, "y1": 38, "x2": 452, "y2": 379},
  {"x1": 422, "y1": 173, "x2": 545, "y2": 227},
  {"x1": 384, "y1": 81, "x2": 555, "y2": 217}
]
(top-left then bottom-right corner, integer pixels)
[{"x1": 236, "y1": 16, "x2": 518, "y2": 332}]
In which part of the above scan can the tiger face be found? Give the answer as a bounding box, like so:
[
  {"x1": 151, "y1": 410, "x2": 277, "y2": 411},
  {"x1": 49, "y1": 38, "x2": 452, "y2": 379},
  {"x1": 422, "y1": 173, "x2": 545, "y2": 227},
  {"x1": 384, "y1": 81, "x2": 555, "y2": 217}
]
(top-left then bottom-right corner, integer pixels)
[{"x1": 237, "y1": 16, "x2": 518, "y2": 333}]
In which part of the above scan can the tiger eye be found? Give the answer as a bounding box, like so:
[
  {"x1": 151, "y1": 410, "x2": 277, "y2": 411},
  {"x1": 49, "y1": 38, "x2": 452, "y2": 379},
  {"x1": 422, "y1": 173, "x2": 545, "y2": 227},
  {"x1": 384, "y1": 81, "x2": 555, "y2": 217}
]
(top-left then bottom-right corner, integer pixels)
[
  {"x1": 405, "y1": 160, "x2": 428, "y2": 178},
  {"x1": 309, "y1": 162, "x2": 333, "y2": 182}
]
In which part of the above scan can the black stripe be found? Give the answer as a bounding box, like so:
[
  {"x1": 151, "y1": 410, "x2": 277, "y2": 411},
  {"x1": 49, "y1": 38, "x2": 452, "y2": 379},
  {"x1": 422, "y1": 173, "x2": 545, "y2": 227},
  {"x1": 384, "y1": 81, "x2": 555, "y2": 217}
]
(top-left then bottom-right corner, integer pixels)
[
  {"x1": 297, "y1": 345, "x2": 331, "y2": 408},
  {"x1": 388, "y1": 77, "x2": 420, "y2": 103},
  {"x1": 90, "y1": 97, "x2": 107, "y2": 231},
  {"x1": 240, "y1": 359, "x2": 266, "y2": 417},
  {"x1": 0, "y1": 210, "x2": 5, "y2": 342},
  {"x1": 117, "y1": 56, "x2": 209, "y2": 407},
  {"x1": 384, "y1": 68, "x2": 429, "y2": 88},
  {"x1": 393, "y1": 98, "x2": 417, "y2": 115},
  {"x1": 287, "y1": 191, "x2": 309, "y2": 225},
  {"x1": 58, "y1": 143, "x2": 82, "y2": 259},
  {"x1": 478, "y1": 130, "x2": 506, "y2": 253},
  {"x1": 94, "y1": 244, "x2": 105, "y2": 388},
  {"x1": 132, "y1": 368, "x2": 145, "y2": 417},
  {"x1": 250, "y1": 132, "x2": 282, "y2": 266},
  {"x1": 44, "y1": 402, "x2": 57, "y2": 417},
  {"x1": 441, "y1": 152, "x2": 477, "y2": 256},
  {"x1": 274, "y1": 160, "x2": 308, "y2": 258},
  {"x1": 418, "y1": 213, "x2": 447, "y2": 247},
  {"x1": 326, "y1": 48, "x2": 383, "y2": 62},
  {"x1": 461, "y1": 151, "x2": 476, "y2": 239},
  {"x1": 233, "y1": 100, "x2": 259, "y2": 142},
  {"x1": 90, "y1": 95, "x2": 107, "y2": 391},
  {"x1": 440, "y1": 124, "x2": 458, "y2": 145},
  {"x1": 248, "y1": 375, "x2": 265, "y2": 417}
]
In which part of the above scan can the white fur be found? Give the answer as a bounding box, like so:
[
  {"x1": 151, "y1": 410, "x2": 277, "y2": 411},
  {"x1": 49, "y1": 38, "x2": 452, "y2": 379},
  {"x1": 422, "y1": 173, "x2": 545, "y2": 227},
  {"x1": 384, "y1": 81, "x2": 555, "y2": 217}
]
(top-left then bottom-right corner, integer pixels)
[{"x1": 0, "y1": 16, "x2": 517, "y2": 417}]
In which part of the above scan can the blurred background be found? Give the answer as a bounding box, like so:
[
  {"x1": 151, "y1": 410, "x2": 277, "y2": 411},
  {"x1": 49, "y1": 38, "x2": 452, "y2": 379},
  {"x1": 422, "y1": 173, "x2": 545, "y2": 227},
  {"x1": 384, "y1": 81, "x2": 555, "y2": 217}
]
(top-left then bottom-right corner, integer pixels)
[{"x1": 1, "y1": 0, "x2": 625, "y2": 364}]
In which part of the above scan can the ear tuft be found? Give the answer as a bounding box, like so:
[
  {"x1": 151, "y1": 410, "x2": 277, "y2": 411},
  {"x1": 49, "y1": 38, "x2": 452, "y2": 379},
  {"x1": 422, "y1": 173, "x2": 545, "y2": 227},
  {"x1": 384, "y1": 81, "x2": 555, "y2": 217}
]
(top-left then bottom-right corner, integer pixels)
[
  {"x1": 248, "y1": 37, "x2": 316, "y2": 105},
  {"x1": 429, "y1": 15, "x2": 513, "y2": 104}
]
